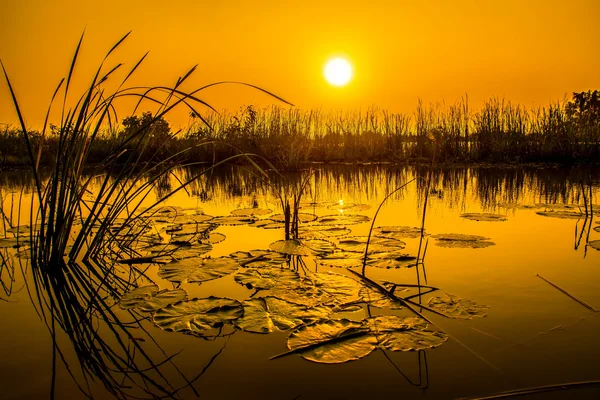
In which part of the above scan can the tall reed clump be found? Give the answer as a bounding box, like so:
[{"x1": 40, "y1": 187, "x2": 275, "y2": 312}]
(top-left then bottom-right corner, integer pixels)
[{"x1": 1, "y1": 31, "x2": 287, "y2": 398}]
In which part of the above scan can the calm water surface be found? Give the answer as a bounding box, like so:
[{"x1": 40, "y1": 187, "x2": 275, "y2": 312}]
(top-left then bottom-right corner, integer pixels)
[{"x1": 1, "y1": 164, "x2": 599, "y2": 399}]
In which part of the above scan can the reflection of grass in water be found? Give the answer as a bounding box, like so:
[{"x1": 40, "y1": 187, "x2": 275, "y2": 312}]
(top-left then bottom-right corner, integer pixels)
[{"x1": 1, "y1": 31, "x2": 288, "y2": 398}]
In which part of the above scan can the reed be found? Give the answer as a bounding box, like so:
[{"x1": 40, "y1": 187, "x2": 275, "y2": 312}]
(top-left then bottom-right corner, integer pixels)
[{"x1": 1, "y1": 31, "x2": 288, "y2": 398}]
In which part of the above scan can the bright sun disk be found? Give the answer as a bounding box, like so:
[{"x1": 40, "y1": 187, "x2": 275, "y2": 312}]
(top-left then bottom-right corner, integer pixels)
[{"x1": 324, "y1": 58, "x2": 352, "y2": 86}]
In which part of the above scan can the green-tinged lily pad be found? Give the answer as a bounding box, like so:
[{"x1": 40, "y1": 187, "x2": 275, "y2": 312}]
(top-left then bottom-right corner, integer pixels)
[
  {"x1": 286, "y1": 315, "x2": 447, "y2": 364},
  {"x1": 359, "y1": 286, "x2": 404, "y2": 309},
  {"x1": 536, "y1": 211, "x2": 587, "y2": 219},
  {"x1": 497, "y1": 203, "x2": 539, "y2": 210},
  {"x1": 230, "y1": 250, "x2": 288, "y2": 268},
  {"x1": 270, "y1": 213, "x2": 318, "y2": 224},
  {"x1": 119, "y1": 285, "x2": 187, "y2": 312},
  {"x1": 211, "y1": 216, "x2": 256, "y2": 226},
  {"x1": 153, "y1": 297, "x2": 243, "y2": 335},
  {"x1": 201, "y1": 232, "x2": 226, "y2": 245},
  {"x1": 287, "y1": 319, "x2": 378, "y2": 364},
  {"x1": 337, "y1": 236, "x2": 406, "y2": 254},
  {"x1": 589, "y1": 240, "x2": 600, "y2": 251},
  {"x1": 0, "y1": 237, "x2": 28, "y2": 248},
  {"x1": 328, "y1": 203, "x2": 371, "y2": 212},
  {"x1": 366, "y1": 252, "x2": 418, "y2": 269},
  {"x1": 367, "y1": 316, "x2": 448, "y2": 351},
  {"x1": 249, "y1": 220, "x2": 286, "y2": 229},
  {"x1": 235, "y1": 297, "x2": 330, "y2": 334},
  {"x1": 230, "y1": 208, "x2": 273, "y2": 217},
  {"x1": 427, "y1": 293, "x2": 489, "y2": 319},
  {"x1": 301, "y1": 239, "x2": 337, "y2": 254},
  {"x1": 234, "y1": 267, "x2": 300, "y2": 290},
  {"x1": 159, "y1": 256, "x2": 240, "y2": 284},
  {"x1": 432, "y1": 233, "x2": 495, "y2": 249},
  {"x1": 317, "y1": 214, "x2": 370, "y2": 226},
  {"x1": 461, "y1": 213, "x2": 508, "y2": 222},
  {"x1": 317, "y1": 251, "x2": 363, "y2": 268},
  {"x1": 269, "y1": 239, "x2": 313, "y2": 256},
  {"x1": 373, "y1": 226, "x2": 426, "y2": 239},
  {"x1": 298, "y1": 225, "x2": 352, "y2": 239}
]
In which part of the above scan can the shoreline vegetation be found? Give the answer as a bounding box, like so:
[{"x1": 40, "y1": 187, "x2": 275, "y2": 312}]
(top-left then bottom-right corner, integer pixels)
[{"x1": 1, "y1": 91, "x2": 599, "y2": 169}]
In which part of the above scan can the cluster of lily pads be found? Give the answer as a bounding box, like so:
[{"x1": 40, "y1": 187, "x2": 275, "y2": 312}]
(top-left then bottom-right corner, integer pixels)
[{"x1": 109, "y1": 204, "x2": 496, "y2": 364}]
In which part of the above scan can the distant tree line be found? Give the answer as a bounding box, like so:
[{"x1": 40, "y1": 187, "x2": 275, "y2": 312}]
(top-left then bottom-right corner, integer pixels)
[{"x1": 1, "y1": 92, "x2": 599, "y2": 169}]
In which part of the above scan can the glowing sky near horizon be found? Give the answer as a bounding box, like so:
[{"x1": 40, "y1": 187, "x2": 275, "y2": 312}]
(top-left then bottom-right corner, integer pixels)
[{"x1": 0, "y1": 0, "x2": 599, "y2": 128}]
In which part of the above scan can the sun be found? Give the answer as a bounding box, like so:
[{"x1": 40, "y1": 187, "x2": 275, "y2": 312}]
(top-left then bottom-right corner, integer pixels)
[{"x1": 324, "y1": 57, "x2": 353, "y2": 86}]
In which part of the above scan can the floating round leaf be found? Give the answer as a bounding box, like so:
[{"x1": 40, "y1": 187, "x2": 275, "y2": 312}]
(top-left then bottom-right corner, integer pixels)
[
  {"x1": 230, "y1": 250, "x2": 288, "y2": 268},
  {"x1": 211, "y1": 216, "x2": 256, "y2": 226},
  {"x1": 201, "y1": 232, "x2": 226, "y2": 245},
  {"x1": 373, "y1": 226, "x2": 426, "y2": 239},
  {"x1": 432, "y1": 233, "x2": 495, "y2": 249},
  {"x1": 589, "y1": 240, "x2": 600, "y2": 251},
  {"x1": 270, "y1": 213, "x2": 317, "y2": 223},
  {"x1": 249, "y1": 220, "x2": 286, "y2": 230},
  {"x1": 427, "y1": 293, "x2": 489, "y2": 319},
  {"x1": 298, "y1": 225, "x2": 352, "y2": 240},
  {"x1": 230, "y1": 208, "x2": 273, "y2": 217},
  {"x1": 235, "y1": 296, "x2": 330, "y2": 334},
  {"x1": 317, "y1": 214, "x2": 370, "y2": 226},
  {"x1": 359, "y1": 286, "x2": 404, "y2": 309},
  {"x1": 367, "y1": 316, "x2": 448, "y2": 352},
  {"x1": 120, "y1": 285, "x2": 187, "y2": 313},
  {"x1": 301, "y1": 239, "x2": 337, "y2": 254},
  {"x1": 234, "y1": 267, "x2": 300, "y2": 291},
  {"x1": 317, "y1": 251, "x2": 363, "y2": 268},
  {"x1": 366, "y1": 251, "x2": 418, "y2": 269},
  {"x1": 159, "y1": 256, "x2": 240, "y2": 284},
  {"x1": 460, "y1": 213, "x2": 508, "y2": 222},
  {"x1": 328, "y1": 203, "x2": 371, "y2": 212},
  {"x1": 0, "y1": 237, "x2": 28, "y2": 248},
  {"x1": 536, "y1": 211, "x2": 587, "y2": 220},
  {"x1": 269, "y1": 239, "x2": 312, "y2": 256},
  {"x1": 153, "y1": 297, "x2": 243, "y2": 335},
  {"x1": 287, "y1": 319, "x2": 377, "y2": 364},
  {"x1": 337, "y1": 236, "x2": 406, "y2": 254}
]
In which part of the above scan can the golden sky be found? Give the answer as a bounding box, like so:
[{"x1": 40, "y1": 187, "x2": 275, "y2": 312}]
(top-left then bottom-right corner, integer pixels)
[{"x1": 1, "y1": 0, "x2": 599, "y2": 129}]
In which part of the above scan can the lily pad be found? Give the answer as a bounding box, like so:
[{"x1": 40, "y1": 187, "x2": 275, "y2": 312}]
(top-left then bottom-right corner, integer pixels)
[
  {"x1": 317, "y1": 214, "x2": 370, "y2": 226},
  {"x1": 317, "y1": 251, "x2": 363, "y2": 268},
  {"x1": 200, "y1": 232, "x2": 226, "y2": 245},
  {"x1": 328, "y1": 203, "x2": 371, "y2": 212},
  {"x1": 269, "y1": 239, "x2": 313, "y2": 256},
  {"x1": 287, "y1": 319, "x2": 378, "y2": 364},
  {"x1": 211, "y1": 216, "x2": 256, "y2": 226},
  {"x1": 230, "y1": 208, "x2": 273, "y2": 217},
  {"x1": 301, "y1": 239, "x2": 337, "y2": 254},
  {"x1": 235, "y1": 296, "x2": 330, "y2": 334},
  {"x1": 159, "y1": 256, "x2": 240, "y2": 284},
  {"x1": 460, "y1": 213, "x2": 508, "y2": 222},
  {"x1": 427, "y1": 293, "x2": 489, "y2": 319},
  {"x1": 234, "y1": 267, "x2": 300, "y2": 291},
  {"x1": 373, "y1": 226, "x2": 426, "y2": 239},
  {"x1": 230, "y1": 250, "x2": 288, "y2": 268},
  {"x1": 432, "y1": 233, "x2": 495, "y2": 249},
  {"x1": 119, "y1": 285, "x2": 187, "y2": 312},
  {"x1": 249, "y1": 220, "x2": 286, "y2": 229},
  {"x1": 536, "y1": 211, "x2": 587, "y2": 219},
  {"x1": 270, "y1": 213, "x2": 318, "y2": 224},
  {"x1": 589, "y1": 240, "x2": 600, "y2": 251},
  {"x1": 359, "y1": 286, "x2": 404, "y2": 309},
  {"x1": 367, "y1": 316, "x2": 448, "y2": 352},
  {"x1": 286, "y1": 315, "x2": 447, "y2": 364},
  {"x1": 337, "y1": 236, "x2": 406, "y2": 254},
  {"x1": 153, "y1": 297, "x2": 243, "y2": 335},
  {"x1": 366, "y1": 252, "x2": 418, "y2": 269},
  {"x1": 298, "y1": 225, "x2": 352, "y2": 240},
  {"x1": 0, "y1": 237, "x2": 28, "y2": 248}
]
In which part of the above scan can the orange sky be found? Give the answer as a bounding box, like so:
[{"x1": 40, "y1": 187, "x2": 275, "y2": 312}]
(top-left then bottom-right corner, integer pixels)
[{"x1": 1, "y1": 0, "x2": 599, "y2": 129}]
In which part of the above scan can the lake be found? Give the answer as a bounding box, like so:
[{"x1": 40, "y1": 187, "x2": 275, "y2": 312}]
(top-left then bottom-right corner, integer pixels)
[{"x1": 1, "y1": 163, "x2": 599, "y2": 399}]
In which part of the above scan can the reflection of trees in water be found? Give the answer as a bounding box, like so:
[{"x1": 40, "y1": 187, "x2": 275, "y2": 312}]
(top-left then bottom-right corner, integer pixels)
[{"x1": 175, "y1": 165, "x2": 599, "y2": 211}]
